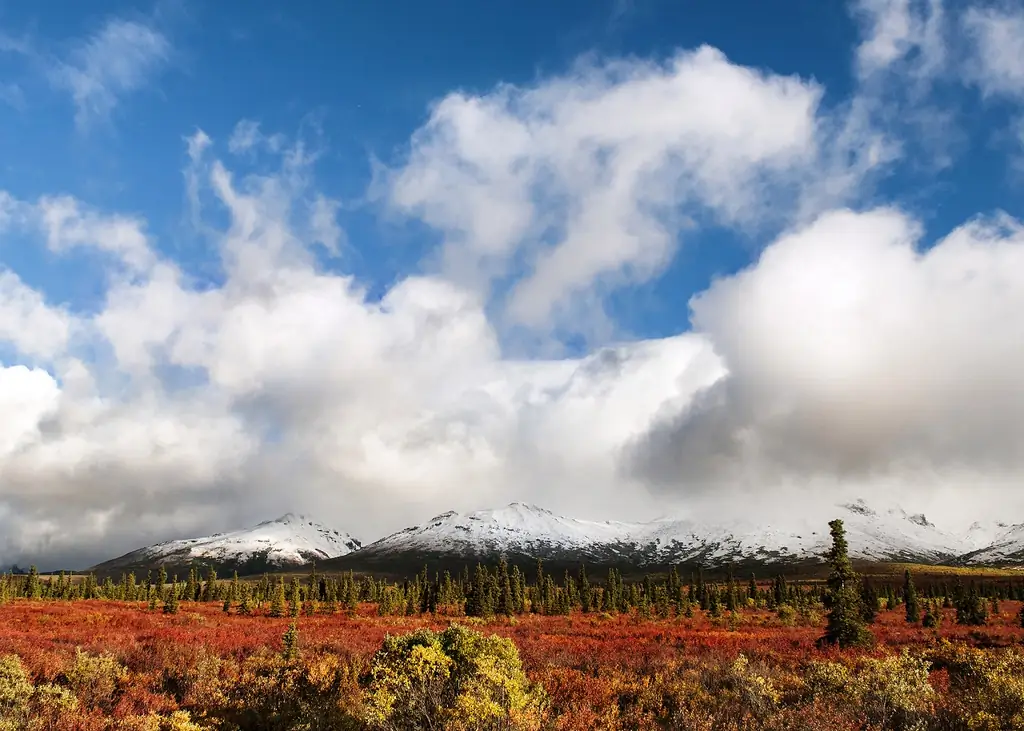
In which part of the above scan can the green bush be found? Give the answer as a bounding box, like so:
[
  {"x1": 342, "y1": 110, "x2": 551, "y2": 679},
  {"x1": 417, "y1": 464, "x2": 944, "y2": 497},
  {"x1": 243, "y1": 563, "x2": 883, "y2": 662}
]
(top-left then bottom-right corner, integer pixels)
[{"x1": 363, "y1": 623, "x2": 547, "y2": 731}]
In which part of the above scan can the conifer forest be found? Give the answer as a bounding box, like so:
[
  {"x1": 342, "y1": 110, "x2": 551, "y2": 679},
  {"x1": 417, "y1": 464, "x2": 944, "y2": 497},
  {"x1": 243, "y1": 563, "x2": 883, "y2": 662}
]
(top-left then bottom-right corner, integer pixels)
[{"x1": 0, "y1": 520, "x2": 1022, "y2": 729}]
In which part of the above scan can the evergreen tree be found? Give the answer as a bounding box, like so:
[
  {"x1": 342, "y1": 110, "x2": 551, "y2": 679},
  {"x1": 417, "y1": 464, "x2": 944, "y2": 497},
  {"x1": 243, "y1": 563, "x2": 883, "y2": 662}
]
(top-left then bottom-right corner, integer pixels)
[
  {"x1": 955, "y1": 583, "x2": 988, "y2": 626},
  {"x1": 269, "y1": 579, "x2": 286, "y2": 618},
  {"x1": 25, "y1": 566, "x2": 40, "y2": 600},
  {"x1": 184, "y1": 567, "x2": 198, "y2": 602},
  {"x1": 510, "y1": 566, "x2": 525, "y2": 613},
  {"x1": 579, "y1": 567, "x2": 591, "y2": 613},
  {"x1": 238, "y1": 589, "x2": 252, "y2": 616},
  {"x1": 282, "y1": 622, "x2": 300, "y2": 661},
  {"x1": 884, "y1": 584, "x2": 897, "y2": 610},
  {"x1": 163, "y1": 582, "x2": 180, "y2": 614},
  {"x1": 202, "y1": 568, "x2": 217, "y2": 602},
  {"x1": 821, "y1": 519, "x2": 872, "y2": 648},
  {"x1": 346, "y1": 574, "x2": 359, "y2": 614},
  {"x1": 497, "y1": 559, "x2": 513, "y2": 616},
  {"x1": 288, "y1": 578, "x2": 301, "y2": 618},
  {"x1": 904, "y1": 569, "x2": 920, "y2": 623},
  {"x1": 860, "y1": 579, "x2": 878, "y2": 623}
]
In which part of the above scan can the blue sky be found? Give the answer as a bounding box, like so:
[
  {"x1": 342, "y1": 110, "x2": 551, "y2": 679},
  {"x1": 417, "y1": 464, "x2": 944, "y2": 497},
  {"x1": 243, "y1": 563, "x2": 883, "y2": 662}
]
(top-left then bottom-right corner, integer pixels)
[
  {"x1": 3, "y1": 0, "x2": 1014, "y2": 338},
  {"x1": 3, "y1": 0, "x2": 1024, "y2": 566}
]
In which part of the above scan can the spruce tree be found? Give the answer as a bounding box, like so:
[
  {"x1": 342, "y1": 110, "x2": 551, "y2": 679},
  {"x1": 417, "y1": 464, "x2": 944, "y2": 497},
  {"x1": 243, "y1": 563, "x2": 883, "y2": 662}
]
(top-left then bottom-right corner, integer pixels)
[
  {"x1": 821, "y1": 519, "x2": 872, "y2": 648},
  {"x1": 269, "y1": 579, "x2": 286, "y2": 618},
  {"x1": 26, "y1": 566, "x2": 40, "y2": 600},
  {"x1": 163, "y1": 582, "x2": 180, "y2": 614},
  {"x1": 238, "y1": 589, "x2": 252, "y2": 616},
  {"x1": 282, "y1": 622, "x2": 299, "y2": 661},
  {"x1": 579, "y1": 567, "x2": 591, "y2": 613},
  {"x1": 955, "y1": 583, "x2": 988, "y2": 626},
  {"x1": 288, "y1": 578, "x2": 301, "y2": 618},
  {"x1": 904, "y1": 569, "x2": 920, "y2": 623},
  {"x1": 202, "y1": 568, "x2": 217, "y2": 602},
  {"x1": 860, "y1": 579, "x2": 878, "y2": 623},
  {"x1": 497, "y1": 559, "x2": 513, "y2": 616}
]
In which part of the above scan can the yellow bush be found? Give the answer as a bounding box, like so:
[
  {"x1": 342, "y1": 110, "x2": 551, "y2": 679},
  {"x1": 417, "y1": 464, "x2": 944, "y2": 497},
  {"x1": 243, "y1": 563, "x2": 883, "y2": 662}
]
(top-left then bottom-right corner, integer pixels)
[
  {"x1": 65, "y1": 647, "x2": 128, "y2": 711},
  {"x1": 364, "y1": 624, "x2": 546, "y2": 731},
  {"x1": 0, "y1": 654, "x2": 33, "y2": 730},
  {"x1": 162, "y1": 645, "x2": 228, "y2": 711},
  {"x1": 724, "y1": 654, "x2": 782, "y2": 719},
  {"x1": 0, "y1": 654, "x2": 80, "y2": 731},
  {"x1": 220, "y1": 649, "x2": 364, "y2": 731},
  {"x1": 803, "y1": 660, "x2": 852, "y2": 699},
  {"x1": 930, "y1": 641, "x2": 1024, "y2": 729},
  {"x1": 852, "y1": 650, "x2": 934, "y2": 727}
]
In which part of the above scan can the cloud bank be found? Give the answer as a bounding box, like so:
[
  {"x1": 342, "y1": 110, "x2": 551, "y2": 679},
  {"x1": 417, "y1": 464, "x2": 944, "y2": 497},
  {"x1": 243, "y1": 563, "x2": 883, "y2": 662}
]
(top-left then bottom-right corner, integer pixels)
[{"x1": 2, "y1": 2, "x2": 1024, "y2": 568}]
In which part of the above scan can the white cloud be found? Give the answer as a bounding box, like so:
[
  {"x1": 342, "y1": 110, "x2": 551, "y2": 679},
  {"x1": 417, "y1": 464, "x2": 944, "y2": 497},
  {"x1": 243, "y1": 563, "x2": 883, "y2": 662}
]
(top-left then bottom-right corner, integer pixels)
[
  {"x1": 309, "y1": 194, "x2": 344, "y2": 254},
  {"x1": 0, "y1": 270, "x2": 72, "y2": 360},
  {"x1": 228, "y1": 119, "x2": 285, "y2": 155},
  {"x1": 385, "y1": 47, "x2": 829, "y2": 335},
  {"x1": 853, "y1": 0, "x2": 946, "y2": 81},
  {"x1": 51, "y1": 18, "x2": 170, "y2": 128},
  {"x1": 630, "y1": 207, "x2": 1024, "y2": 525},
  {"x1": 36, "y1": 195, "x2": 155, "y2": 274},
  {"x1": 963, "y1": 5, "x2": 1024, "y2": 98}
]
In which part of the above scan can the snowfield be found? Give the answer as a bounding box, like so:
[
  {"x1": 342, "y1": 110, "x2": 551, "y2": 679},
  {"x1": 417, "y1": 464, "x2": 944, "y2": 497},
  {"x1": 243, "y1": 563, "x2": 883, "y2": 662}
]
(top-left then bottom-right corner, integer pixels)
[
  {"x1": 111, "y1": 514, "x2": 362, "y2": 570},
  {"x1": 349, "y1": 499, "x2": 1022, "y2": 567},
  {"x1": 100, "y1": 500, "x2": 1024, "y2": 573}
]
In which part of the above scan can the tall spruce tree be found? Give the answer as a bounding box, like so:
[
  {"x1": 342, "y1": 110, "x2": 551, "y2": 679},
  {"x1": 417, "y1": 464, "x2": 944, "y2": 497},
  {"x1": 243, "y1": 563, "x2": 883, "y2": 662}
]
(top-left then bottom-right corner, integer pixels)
[
  {"x1": 821, "y1": 519, "x2": 872, "y2": 647},
  {"x1": 269, "y1": 579, "x2": 286, "y2": 618},
  {"x1": 904, "y1": 569, "x2": 920, "y2": 623}
]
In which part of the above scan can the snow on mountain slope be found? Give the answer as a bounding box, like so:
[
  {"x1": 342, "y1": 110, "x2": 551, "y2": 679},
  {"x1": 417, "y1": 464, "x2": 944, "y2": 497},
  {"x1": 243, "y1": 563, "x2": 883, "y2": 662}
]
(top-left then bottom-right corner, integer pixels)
[
  {"x1": 960, "y1": 523, "x2": 1024, "y2": 564},
  {"x1": 634, "y1": 499, "x2": 964, "y2": 564},
  {"x1": 357, "y1": 503, "x2": 642, "y2": 561},
  {"x1": 350, "y1": 499, "x2": 966, "y2": 566},
  {"x1": 93, "y1": 514, "x2": 361, "y2": 574}
]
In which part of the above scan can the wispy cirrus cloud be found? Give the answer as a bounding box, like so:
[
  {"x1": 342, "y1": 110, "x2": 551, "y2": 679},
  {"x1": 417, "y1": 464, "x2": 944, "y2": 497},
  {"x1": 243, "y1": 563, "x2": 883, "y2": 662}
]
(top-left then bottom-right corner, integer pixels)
[{"x1": 50, "y1": 18, "x2": 170, "y2": 129}]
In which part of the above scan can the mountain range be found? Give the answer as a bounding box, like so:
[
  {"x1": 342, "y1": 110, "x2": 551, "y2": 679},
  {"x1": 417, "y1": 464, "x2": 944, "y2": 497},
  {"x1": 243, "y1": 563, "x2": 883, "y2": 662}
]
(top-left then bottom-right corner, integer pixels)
[{"x1": 88, "y1": 500, "x2": 1024, "y2": 578}]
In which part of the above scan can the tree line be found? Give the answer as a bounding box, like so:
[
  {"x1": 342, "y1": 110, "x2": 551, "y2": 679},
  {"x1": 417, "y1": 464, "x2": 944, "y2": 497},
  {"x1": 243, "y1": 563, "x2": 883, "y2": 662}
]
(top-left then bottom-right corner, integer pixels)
[{"x1": 2, "y1": 528, "x2": 1022, "y2": 632}]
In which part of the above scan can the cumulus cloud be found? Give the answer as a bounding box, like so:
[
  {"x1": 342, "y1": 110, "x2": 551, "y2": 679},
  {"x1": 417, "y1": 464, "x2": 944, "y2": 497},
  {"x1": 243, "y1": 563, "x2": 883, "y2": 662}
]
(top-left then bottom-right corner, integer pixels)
[
  {"x1": 629, "y1": 208, "x2": 1024, "y2": 520},
  {"x1": 383, "y1": 47, "x2": 845, "y2": 337},
  {"x1": 0, "y1": 126, "x2": 726, "y2": 568},
  {"x1": 50, "y1": 18, "x2": 170, "y2": 128}
]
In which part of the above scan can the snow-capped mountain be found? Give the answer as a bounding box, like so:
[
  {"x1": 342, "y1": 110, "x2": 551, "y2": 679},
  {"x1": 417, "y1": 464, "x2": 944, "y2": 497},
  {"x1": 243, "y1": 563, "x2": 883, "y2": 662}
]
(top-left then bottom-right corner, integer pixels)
[
  {"x1": 325, "y1": 499, "x2": 976, "y2": 571},
  {"x1": 91, "y1": 514, "x2": 361, "y2": 577},
  {"x1": 89, "y1": 501, "x2": 1024, "y2": 577},
  {"x1": 959, "y1": 523, "x2": 1024, "y2": 564}
]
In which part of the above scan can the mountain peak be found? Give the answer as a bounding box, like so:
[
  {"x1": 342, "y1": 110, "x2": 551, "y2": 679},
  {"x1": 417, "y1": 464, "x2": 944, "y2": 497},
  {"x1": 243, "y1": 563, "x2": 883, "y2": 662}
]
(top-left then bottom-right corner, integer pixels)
[
  {"x1": 91, "y1": 514, "x2": 361, "y2": 576},
  {"x1": 504, "y1": 502, "x2": 551, "y2": 514}
]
